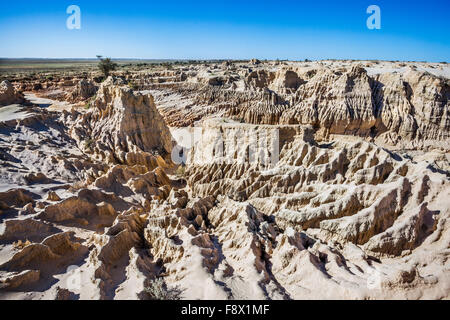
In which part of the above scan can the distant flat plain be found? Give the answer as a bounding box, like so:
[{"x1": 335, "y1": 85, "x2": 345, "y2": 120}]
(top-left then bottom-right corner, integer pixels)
[{"x1": 0, "y1": 58, "x2": 186, "y2": 75}]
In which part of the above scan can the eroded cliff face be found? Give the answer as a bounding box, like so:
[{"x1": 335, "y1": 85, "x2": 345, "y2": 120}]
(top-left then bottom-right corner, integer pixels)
[
  {"x1": 0, "y1": 61, "x2": 449, "y2": 300},
  {"x1": 7, "y1": 61, "x2": 448, "y2": 151},
  {"x1": 0, "y1": 82, "x2": 179, "y2": 299},
  {"x1": 149, "y1": 62, "x2": 449, "y2": 151},
  {"x1": 175, "y1": 120, "x2": 449, "y2": 299},
  {"x1": 0, "y1": 80, "x2": 24, "y2": 106},
  {"x1": 67, "y1": 78, "x2": 173, "y2": 166},
  {"x1": 373, "y1": 69, "x2": 450, "y2": 149}
]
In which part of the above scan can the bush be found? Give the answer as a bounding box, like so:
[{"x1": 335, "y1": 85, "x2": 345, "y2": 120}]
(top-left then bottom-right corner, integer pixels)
[
  {"x1": 84, "y1": 96, "x2": 96, "y2": 109},
  {"x1": 97, "y1": 55, "x2": 118, "y2": 78},
  {"x1": 176, "y1": 165, "x2": 186, "y2": 176},
  {"x1": 143, "y1": 278, "x2": 183, "y2": 300},
  {"x1": 128, "y1": 81, "x2": 139, "y2": 90},
  {"x1": 84, "y1": 138, "x2": 94, "y2": 150}
]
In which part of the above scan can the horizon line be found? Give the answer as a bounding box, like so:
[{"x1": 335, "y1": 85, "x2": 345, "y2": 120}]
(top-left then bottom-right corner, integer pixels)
[{"x1": 1, "y1": 57, "x2": 448, "y2": 63}]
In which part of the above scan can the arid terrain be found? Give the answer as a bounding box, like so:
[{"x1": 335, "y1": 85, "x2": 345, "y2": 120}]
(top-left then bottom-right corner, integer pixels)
[{"x1": 0, "y1": 59, "x2": 449, "y2": 300}]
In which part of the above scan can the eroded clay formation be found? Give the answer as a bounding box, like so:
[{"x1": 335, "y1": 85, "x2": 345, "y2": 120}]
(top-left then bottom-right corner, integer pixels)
[{"x1": 0, "y1": 60, "x2": 449, "y2": 300}]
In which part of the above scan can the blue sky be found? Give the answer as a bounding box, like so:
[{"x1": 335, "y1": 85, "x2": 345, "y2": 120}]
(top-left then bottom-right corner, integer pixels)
[{"x1": 0, "y1": 0, "x2": 449, "y2": 61}]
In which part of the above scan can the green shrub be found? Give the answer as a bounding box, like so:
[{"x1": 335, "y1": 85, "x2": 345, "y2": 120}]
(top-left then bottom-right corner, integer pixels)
[
  {"x1": 84, "y1": 96, "x2": 97, "y2": 109},
  {"x1": 85, "y1": 138, "x2": 94, "y2": 149},
  {"x1": 96, "y1": 55, "x2": 118, "y2": 78},
  {"x1": 128, "y1": 81, "x2": 139, "y2": 90},
  {"x1": 176, "y1": 165, "x2": 186, "y2": 176}
]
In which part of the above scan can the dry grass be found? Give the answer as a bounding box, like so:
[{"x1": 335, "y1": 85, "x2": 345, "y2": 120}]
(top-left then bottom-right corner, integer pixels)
[{"x1": 13, "y1": 240, "x2": 31, "y2": 249}]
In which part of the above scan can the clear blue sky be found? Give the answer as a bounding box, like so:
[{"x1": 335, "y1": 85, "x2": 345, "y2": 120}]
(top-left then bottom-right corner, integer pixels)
[{"x1": 0, "y1": 0, "x2": 449, "y2": 61}]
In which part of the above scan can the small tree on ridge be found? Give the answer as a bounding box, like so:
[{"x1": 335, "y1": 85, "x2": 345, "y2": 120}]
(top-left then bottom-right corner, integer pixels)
[{"x1": 97, "y1": 55, "x2": 118, "y2": 78}]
